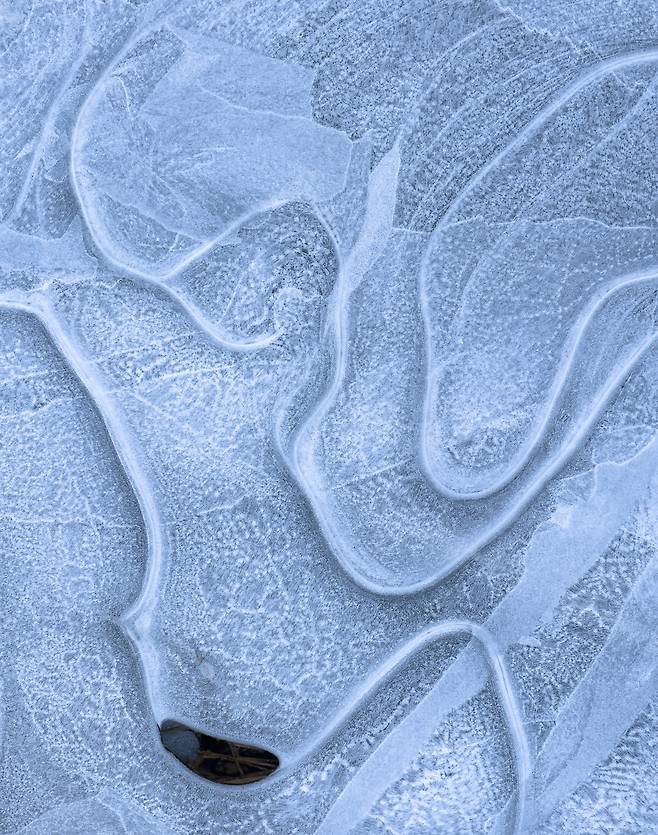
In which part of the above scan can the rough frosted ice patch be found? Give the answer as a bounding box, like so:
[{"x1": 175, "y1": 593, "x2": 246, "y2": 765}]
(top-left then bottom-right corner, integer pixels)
[{"x1": 2, "y1": 1, "x2": 658, "y2": 833}]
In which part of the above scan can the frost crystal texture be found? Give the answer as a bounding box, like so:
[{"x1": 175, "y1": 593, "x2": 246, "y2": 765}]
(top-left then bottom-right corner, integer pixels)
[{"x1": 1, "y1": 1, "x2": 657, "y2": 833}]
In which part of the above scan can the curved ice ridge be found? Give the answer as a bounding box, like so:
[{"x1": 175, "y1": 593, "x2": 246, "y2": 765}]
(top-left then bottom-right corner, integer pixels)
[
  {"x1": 290, "y1": 271, "x2": 658, "y2": 596},
  {"x1": 66, "y1": 28, "x2": 658, "y2": 599},
  {"x1": 311, "y1": 621, "x2": 530, "y2": 835},
  {"x1": 5, "y1": 27, "x2": 655, "y2": 835},
  {"x1": 419, "y1": 46, "x2": 658, "y2": 501},
  {"x1": 286, "y1": 48, "x2": 658, "y2": 595},
  {"x1": 0, "y1": 291, "x2": 529, "y2": 831},
  {"x1": 68, "y1": 17, "x2": 348, "y2": 354},
  {"x1": 314, "y1": 433, "x2": 658, "y2": 834},
  {"x1": 0, "y1": 291, "x2": 166, "y2": 721}
]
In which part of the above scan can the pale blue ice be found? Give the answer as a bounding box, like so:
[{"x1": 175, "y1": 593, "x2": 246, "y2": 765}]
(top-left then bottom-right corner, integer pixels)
[{"x1": 1, "y1": 1, "x2": 657, "y2": 833}]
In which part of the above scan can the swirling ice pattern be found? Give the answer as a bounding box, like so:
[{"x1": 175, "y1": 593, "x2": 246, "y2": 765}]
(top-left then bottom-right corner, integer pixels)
[{"x1": 1, "y1": 2, "x2": 657, "y2": 834}]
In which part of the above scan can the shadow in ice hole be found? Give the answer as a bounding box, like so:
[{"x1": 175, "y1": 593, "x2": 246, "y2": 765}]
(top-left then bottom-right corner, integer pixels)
[{"x1": 159, "y1": 720, "x2": 280, "y2": 785}]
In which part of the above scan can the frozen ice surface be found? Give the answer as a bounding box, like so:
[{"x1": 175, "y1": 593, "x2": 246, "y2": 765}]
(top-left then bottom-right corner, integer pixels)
[{"x1": 1, "y1": 1, "x2": 657, "y2": 833}]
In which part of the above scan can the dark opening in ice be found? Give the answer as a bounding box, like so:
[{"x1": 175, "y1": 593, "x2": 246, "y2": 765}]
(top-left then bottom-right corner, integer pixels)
[{"x1": 159, "y1": 720, "x2": 279, "y2": 785}]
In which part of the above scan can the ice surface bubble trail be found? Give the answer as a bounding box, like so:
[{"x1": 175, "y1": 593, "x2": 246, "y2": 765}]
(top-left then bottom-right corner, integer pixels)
[
  {"x1": 312, "y1": 620, "x2": 530, "y2": 835},
  {"x1": 0, "y1": 291, "x2": 168, "y2": 720}
]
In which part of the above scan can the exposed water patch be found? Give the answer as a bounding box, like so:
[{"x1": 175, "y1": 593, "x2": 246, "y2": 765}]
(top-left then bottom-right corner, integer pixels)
[{"x1": 159, "y1": 720, "x2": 280, "y2": 785}]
